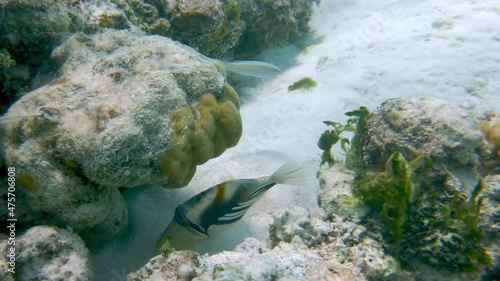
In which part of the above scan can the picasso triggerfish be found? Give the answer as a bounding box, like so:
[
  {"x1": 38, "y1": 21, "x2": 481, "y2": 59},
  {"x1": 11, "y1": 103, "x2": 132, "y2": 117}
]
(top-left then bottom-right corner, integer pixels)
[{"x1": 156, "y1": 162, "x2": 306, "y2": 254}]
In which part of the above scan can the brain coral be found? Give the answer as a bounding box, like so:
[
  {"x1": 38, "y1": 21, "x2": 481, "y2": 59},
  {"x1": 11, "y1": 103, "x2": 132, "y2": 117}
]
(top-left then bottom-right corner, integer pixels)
[{"x1": 1, "y1": 29, "x2": 242, "y2": 234}]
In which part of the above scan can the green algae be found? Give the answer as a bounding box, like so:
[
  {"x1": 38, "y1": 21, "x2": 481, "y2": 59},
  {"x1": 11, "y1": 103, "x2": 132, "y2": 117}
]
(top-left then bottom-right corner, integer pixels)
[
  {"x1": 288, "y1": 77, "x2": 318, "y2": 92},
  {"x1": 352, "y1": 152, "x2": 432, "y2": 255},
  {"x1": 318, "y1": 106, "x2": 490, "y2": 273},
  {"x1": 317, "y1": 106, "x2": 369, "y2": 167},
  {"x1": 352, "y1": 152, "x2": 490, "y2": 272}
]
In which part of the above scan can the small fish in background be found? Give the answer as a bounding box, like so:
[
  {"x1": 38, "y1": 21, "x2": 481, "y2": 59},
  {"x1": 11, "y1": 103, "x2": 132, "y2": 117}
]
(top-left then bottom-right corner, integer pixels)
[
  {"x1": 222, "y1": 60, "x2": 282, "y2": 78},
  {"x1": 181, "y1": 41, "x2": 282, "y2": 78},
  {"x1": 156, "y1": 161, "x2": 308, "y2": 254},
  {"x1": 0, "y1": 107, "x2": 60, "y2": 124}
]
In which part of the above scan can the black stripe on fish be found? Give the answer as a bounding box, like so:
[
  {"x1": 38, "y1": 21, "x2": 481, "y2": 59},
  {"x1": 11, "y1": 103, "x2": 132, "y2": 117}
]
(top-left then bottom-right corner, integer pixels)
[{"x1": 174, "y1": 205, "x2": 208, "y2": 236}]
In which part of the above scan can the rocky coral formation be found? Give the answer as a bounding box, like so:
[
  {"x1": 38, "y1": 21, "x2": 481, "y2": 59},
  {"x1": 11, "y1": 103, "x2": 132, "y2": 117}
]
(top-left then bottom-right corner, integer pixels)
[
  {"x1": 128, "y1": 235, "x2": 366, "y2": 281},
  {"x1": 352, "y1": 97, "x2": 487, "y2": 195},
  {"x1": 1, "y1": 29, "x2": 241, "y2": 237},
  {"x1": 269, "y1": 206, "x2": 396, "y2": 280},
  {"x1": 236, "y1": 0, "x2": 319, "y2": 58},
  {"x1": 319, "y1": 163, "x2": 494, "y2": 280},
  {"x1": 158, "y1": 0, "x2": 244, "y2": 58},
  {"x1": 479, "y1": 174, "x2": 500, "y2": 280},
  {"x1": 0, "y1": 0, "x2": 84, "y2": 114},
  {"x1": 77, "y1": 0, "x2": 318, "y2": 58},
  {"x1": 129, "y1": 204, "x2": 396, "y2": 281},
  {"x1": 318, "y1": 97, "x2": 496, "y2": 278},
  {"x1": 0, "y1": 0, "x2": 317, "y2": 114},
  {"x1": 317, "y1": 164, "x2": 368, "y2": 222},
  {"x1": 0, "y1": 225, "x2": 93, "y2": 281}
]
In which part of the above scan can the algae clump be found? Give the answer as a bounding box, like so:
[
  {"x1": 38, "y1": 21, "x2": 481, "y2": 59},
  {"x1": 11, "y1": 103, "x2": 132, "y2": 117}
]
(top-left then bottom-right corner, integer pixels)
[
  {"x1": 352, "y1": 152, "x2": 490, "y2": 272},
  {"x1": 352, "y1": 152, "x2": 432, "y2": 255},
  {"x1": 288, "y1": 77, "x2": 317, "y2": 92},
  {"x1": 317, "y1": 106, "x2": 369, "y2": 167}
]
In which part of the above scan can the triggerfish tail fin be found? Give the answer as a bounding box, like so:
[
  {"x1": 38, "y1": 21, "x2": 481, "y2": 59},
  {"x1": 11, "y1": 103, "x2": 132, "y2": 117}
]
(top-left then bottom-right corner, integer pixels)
[
  {"x1": 223, "y1": 60, "x2": 282, "y2": 78},
  {"x1": 269, "y1": 161, "x2": 309, "y2": 186}
]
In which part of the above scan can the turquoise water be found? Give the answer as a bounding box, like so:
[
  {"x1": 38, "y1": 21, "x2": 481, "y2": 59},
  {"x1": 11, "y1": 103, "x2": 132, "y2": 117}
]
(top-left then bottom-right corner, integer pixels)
[{"x1": 0, "y1": 1, "x2": 498, "y2": 280}]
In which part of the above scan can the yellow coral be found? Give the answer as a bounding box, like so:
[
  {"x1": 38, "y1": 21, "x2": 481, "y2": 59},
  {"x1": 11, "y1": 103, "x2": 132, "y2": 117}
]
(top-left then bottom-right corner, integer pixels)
[
  {"x1": 159, "y1": 84, "x2": 242, "y2": 187},
  {"x1": 480, "y1": 119, "x2": 500, "y2": 148},
  {"x1": 489, "y1": 126, "x2": 500, "y2": 148},
  {"x1": 224, "y1": 83, "x2": 240, "y2": 110}
]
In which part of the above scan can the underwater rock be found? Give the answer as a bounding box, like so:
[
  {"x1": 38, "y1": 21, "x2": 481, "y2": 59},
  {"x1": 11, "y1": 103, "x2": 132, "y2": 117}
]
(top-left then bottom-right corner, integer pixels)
[
  {"x1": 0, "y1": 0, "x2": 84, "y2": 114},
  {"x1": 76, "y1": 0, "x2": 318, "y2": 58},
  {"x1": 480, "y1": 174, "x2": 500, "y2": 278},
  {"x1": 76, "y1": 0, "x2": 242, "y2": 57},
  {"x1": 80, "y1": 185, "x2": 129, "y2": 245},
  {"x1": 317, "y1": 97, "x2": 496, "y2": 277},
  {"x1": 237, "y1": 0, "x2": 320, "y2": 58},
  {"x1": 1, "y1": 29, "x2": 241, "y2": 235},
  {"x1": 317, "y1": 163, "x2": 368, "y2": 222},
  {"x1": 353, "y1": 97, "x2": 487, "y2": 194},
  {"x1": 270, "y1": 205, "x2": 396, "y2": 280},
  {"x1": 318, "y1": 164, "x2": 494, "y2": 280},
  {"x1": 269, "y1": 206, "x2": 330, "y2": 248},
  {"x1": 128, "y1": 237, "x2": 365, "y2": 281},
  {"x1": 158, "y1": 0, "x2": 244, "y2": 58},
  {"x1": 0, "y1": 225, "x2": 93, "y2": 281},
  {"x1": 77, "y1": 0, "x2": 160, "y2": 33}
]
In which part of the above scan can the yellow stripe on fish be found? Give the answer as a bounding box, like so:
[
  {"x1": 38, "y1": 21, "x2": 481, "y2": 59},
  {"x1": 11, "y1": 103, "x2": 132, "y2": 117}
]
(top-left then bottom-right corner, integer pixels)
[{"x1": 214, "y1": 183, "x2": 226, "y2": 203}]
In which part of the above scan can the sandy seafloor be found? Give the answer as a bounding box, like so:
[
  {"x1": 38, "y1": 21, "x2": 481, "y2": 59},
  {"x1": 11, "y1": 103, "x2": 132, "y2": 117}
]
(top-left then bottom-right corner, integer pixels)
[{"x1": 91, "y1": 0, "x2": 500, "y2": 280}]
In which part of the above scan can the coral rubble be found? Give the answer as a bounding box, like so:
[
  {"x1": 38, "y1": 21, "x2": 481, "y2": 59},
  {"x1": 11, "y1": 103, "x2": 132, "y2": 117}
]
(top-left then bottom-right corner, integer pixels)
[{"x1": 0, "y1": 226, "x2": 93, "y2": 281}]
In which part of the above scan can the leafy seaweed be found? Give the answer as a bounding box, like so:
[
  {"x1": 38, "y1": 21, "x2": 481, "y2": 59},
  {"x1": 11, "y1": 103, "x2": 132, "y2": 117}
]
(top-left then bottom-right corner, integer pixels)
[
  {"x1": 352, "y1": 152, "x2": 490, "y2": 272},
  {"x1": 426, "y1": 179, "x2": 490, "y2": 272},
  {"x1": 317, "y1": 106, "x2": 369, "y2": 167},
  {"x1": 352, "y1": 152, "x2": 432, "y2": 255}
]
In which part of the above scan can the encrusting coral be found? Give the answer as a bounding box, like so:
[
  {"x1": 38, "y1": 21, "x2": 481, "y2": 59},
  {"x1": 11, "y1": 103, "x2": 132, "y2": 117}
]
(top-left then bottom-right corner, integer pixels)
[{"x1": 159, "y1": 87, "x2": 242, "y2": 187}]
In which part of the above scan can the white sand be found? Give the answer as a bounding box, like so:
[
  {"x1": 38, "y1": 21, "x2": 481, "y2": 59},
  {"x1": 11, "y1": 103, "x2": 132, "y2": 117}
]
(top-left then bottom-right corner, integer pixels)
[{"x1": 92, "y1": 0, "x2": 500, "y2": 279}]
